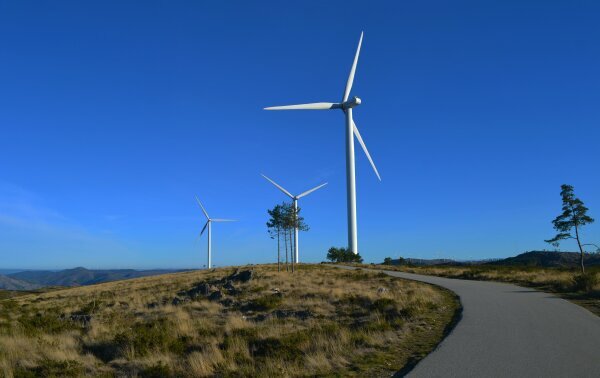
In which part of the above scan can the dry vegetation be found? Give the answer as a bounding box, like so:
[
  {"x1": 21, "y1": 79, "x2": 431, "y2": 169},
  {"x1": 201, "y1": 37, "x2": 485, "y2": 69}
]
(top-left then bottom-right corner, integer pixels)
[
  {"x1": 362, "y1": 264, "x2": 600, "y2": 316},
  {"x1": 0, "y1": 265, "x2": 458, "y2": 377}
]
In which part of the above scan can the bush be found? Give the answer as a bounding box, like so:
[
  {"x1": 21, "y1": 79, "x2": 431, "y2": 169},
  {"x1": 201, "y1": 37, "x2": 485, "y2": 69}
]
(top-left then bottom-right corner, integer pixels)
[
  {"x1": 113, "y1": 319, "x2": 182, "y2": 357},
  {"x1": 18, "y1": 311, "x2": 74, "y2": 336},
  {"x1": 249, "y1": 294, "x2": 282, "y2": 311},
  {"x1": 249, "y1": 332, "x2": 309, "y2": 362},
  {"x1": 571, "y1": 273, "x2": 599, "y2": 292},
  {"x1": 15, "y1": 359, "x2": 84, "y2": 378},
  {"x1": 327, "y1": 247, "x2": 364, "y2": 263},
  {"x1": 141, "y1": 361, "x2": 171, "y2": 378}
]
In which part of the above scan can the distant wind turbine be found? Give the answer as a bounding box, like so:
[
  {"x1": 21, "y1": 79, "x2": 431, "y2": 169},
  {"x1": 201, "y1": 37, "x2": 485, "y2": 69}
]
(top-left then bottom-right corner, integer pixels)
[
  {"x1": 195, "y1": 196, "x2": 236, "y2": 269},
  {"x1": 262, "y1": 174, "x2": 327, "y2": 263},
  {"x1": 264, "y1": 32, "x2": 380, "y2": 255}
]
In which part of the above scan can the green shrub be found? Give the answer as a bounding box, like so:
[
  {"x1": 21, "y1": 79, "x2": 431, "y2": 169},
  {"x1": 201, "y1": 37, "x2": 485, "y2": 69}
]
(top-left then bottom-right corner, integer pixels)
[
  {"x1": 113, "y1": 319, "x2": 180, "y2": 357},
  {"x1": 371, "y1": 298, "x2": 396, "y2": 312},
  {"x1": 342, "y1": 272, "x2": 372, "y2": 281},
  {"x1": 326, "y1": 247, "x2": 364, "y2": 263},
  {"x1": 249, "y1": 332, "x2": 309, "y2": 362},
  {"x1": 18, "y1": 311, "x2": 74, "y2": 335},
  {"x1": 15, "y1": 359, "x2": 84, "y2": 378},
  {"x1": 362, "y1": 319, "x2": 393, "y2": 332},
  {"x1": 141, "y1": 361, "x2": 171, "y2": 378},
  {"x1": 572, "y1": 273, "x2": 599, "y2": 292},
  {"x1": 250, "y1": 294, "x2": 282, "y2": 311},
  {"x1": 74, "y1": 300, "x2": 101, "y2": 315}
]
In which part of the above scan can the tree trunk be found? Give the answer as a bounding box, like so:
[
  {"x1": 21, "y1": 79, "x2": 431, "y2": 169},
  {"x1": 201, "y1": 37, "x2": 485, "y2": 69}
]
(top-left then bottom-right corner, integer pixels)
[
  {"x1": 284, "y1": 227, "x2": 289, "y2": 272},
  {"x1": 574, "y1": 225, "x2": 585, "y2": 274},
  {"x1": 290, "y1": 229, "x2": 296, "y2": 273},
  {"x1": 277, "y1": 227, "x2": 281, "y2": 272}
]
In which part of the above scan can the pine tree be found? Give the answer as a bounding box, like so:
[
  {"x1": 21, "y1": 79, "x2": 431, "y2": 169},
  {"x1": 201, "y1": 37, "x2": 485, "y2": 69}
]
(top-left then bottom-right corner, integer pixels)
[{"x1": 545, "y1": 184, "x2": 595, "y2": 273}]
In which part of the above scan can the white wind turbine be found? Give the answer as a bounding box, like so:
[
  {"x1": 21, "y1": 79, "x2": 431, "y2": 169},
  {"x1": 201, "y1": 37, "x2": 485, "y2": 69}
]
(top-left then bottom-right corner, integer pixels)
[
  {"x1": 195, "y1": 196, "x2": 236, "y2": 269},
  {"x1": 262, "y1": 174, "x2": 327, "y2": 263},
  {"x1": 264, "y1": 32, "x2": 380, "y2": 254}
]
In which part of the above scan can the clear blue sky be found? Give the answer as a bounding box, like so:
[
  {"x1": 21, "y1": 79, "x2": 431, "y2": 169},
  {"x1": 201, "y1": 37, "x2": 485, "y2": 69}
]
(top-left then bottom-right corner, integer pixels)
[{"x1": 1, "y1": 1, "x2": 599, "y2": 269}]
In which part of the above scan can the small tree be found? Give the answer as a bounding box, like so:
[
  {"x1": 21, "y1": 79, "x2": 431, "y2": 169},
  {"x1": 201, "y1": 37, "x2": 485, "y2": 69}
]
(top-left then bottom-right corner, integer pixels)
[
  {"x1": 545, "y1": 184, "x2": 595, "y2": 273},
  {"x1": 383, "y1": 257, "x2": 393, "y2": 265},
  {"x1": 267, "y1": 204, "x2": 284, "y2": 272},
  {"x1": 326, "y1": 247, "x2": 363, "y2": 263},
  {"x1": 267, "y1": 201, "x2": 311, "y2": 274}
]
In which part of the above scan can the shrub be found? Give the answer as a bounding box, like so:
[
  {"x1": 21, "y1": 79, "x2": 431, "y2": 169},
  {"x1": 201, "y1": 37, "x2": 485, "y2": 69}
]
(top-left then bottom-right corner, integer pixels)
[
  {"x1": 326, "y1": 247, "x2": 364, "y2": 263},
  {"x1": 18, "y1": 311, "x2": 74, "y2": 335},
  {"x1": 249, "y1": 294, "x2": 282, "y2": 311},
  {"x1": 113, "y1": 319, "x2": 180, "y2": 357},
  {"x1": 15, "y1": 359, "x2": 84, "y2": 378},
  {"x1": 141, "y1": 361, "x2": 171, "y2": 378},
  {"x1": 571, "y1": 273, "x2": 599, "y2": 292},
  {"x1": 371, "y1": 298, "x2": 396, "y2": 312},
  {"x1": 249, "y1": 332, "x2": 309, "y2": 362}
]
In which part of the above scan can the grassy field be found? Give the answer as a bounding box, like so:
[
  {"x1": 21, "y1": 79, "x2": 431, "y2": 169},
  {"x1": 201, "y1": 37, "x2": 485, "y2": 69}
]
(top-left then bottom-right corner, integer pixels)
[
  {"x1": 358, "y1": 264, "x2": 600, "y2": 316},
  {"x1": 0, "y1": 265, "x2": 459, "y2": 377}
]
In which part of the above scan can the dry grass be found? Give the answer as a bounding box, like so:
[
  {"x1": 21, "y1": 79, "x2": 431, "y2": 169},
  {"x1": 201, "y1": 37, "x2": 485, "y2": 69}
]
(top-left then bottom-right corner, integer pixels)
[
  {"x1": 0, "y1": 264, "x2": 458, "y2": 377},
  {"x1": 359, "y1": 263, "x2": 600, "y2": 316}
]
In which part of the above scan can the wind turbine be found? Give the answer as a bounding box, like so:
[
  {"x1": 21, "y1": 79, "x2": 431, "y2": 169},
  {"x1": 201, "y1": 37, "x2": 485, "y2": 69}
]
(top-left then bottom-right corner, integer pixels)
[
  {"x1": 264, "y1": 32, "x2": 380, "y2": 254},
  {"x1": 195, "y1": 196, "x2": 236, "y2": 269},
  {"x1": 262, "y1": 174, "x2": 327, "y2": 263}
]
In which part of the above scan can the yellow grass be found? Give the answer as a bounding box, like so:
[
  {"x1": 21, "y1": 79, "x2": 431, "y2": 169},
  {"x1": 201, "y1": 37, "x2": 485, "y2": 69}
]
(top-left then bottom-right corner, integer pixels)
[{"x1": 0, "y1": 265, "x2": 458, "y2": 377}]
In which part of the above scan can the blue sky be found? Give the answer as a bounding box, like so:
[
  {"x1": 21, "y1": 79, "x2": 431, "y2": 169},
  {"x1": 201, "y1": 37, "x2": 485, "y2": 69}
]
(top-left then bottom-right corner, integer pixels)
[{"x1": 1, "y1": 1, "x2": 599, "y2": 269}]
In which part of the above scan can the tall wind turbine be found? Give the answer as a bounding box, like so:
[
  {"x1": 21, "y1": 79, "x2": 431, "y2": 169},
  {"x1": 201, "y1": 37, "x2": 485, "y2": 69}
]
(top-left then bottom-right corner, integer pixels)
[
  {"x1": 195, "y1": 196, "x2": 236, "y2": 269},
  {"x1": 264, "y1": 32, "x2": 380, "y2": 254},
  {"x1": 262, "y1": 174, "x2": 327, "y2": 263}
]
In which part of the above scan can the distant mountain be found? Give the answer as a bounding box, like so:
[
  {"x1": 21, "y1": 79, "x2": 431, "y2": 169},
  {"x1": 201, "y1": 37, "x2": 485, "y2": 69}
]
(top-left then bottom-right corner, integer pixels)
[
  {"x1": 385, "y1": 258, "x2": 459, "y2": 266},
  {"x1": 8, "y1": 267, "x2": 188, "y2": 287},
  {"x1": 0, "y1": 269, "x2": 26, "y2": 275},
  {"x1": 486, "y1": 251, "x2": 600, "y2": 268},
  {"x1": 0, "y1": 275, "x2": 41, "y2": 291}
]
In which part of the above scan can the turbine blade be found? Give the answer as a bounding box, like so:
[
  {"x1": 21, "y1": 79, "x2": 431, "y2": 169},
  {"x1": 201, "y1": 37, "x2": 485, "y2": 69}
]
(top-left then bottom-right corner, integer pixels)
[
  {"x1": 297, "y1": 182, "x2": 328, "y2": 199},
  {"x1": 200, "y1": 221, "x2": 209, "y2": 236},
  {"x1": 211, "y1": 218, "x2": 237, "y2": 222},
  {"x1": 343, "y1": 31, "x2": 363, "y2": 102},
  {"x1": 352, "y1": 119, "x2": 381, "y2": 181},
  {"x1": 261, "y1": 174, "x2": 294, "y2": 198},
  {"x1": 195, "y1": 195, "x2": 209, "y2": 219},
  {"x1": 264, "y1": 102, "x2": 339, "y2": 110}
]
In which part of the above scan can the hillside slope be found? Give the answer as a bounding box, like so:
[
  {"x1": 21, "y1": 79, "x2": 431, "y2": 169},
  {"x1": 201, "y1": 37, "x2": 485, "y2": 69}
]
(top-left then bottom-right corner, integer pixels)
[
  {"x1": 9, "y1": 267, "x2": 186, "y2": 287},
  {"x1": 487, "y1": 251, "x2": 600, "y2": 268},
  {"x1": 0, "y1": 265, "x2": 458, "y2": 377},
  {"x1": 0, "y1": 275, "x2": 40, "y2": 291}
]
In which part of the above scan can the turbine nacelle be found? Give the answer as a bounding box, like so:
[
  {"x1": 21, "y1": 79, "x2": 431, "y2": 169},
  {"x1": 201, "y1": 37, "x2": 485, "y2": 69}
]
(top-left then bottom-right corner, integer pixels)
[{"x1": 342, "y1": 96, "x2": 361, "y2": 110}]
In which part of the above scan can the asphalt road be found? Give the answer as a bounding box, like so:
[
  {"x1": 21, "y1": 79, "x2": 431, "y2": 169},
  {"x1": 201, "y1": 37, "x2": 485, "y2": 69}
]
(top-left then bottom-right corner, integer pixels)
[{"x1": 337, "y1": 266, "x2": 600, "y2": 377}]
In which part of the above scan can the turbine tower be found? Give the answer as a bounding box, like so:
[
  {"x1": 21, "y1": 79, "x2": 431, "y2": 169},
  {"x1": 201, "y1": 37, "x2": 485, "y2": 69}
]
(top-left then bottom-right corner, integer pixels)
[
  {"x1": 262, "y1": 174, "x2": 327, "y2": 263},
  {"x1": 264, "y1": 32, "x2": 380, "y2": 254},
  {"x1": 195, "y1": 196, "x2": 236, "y2": 269}
]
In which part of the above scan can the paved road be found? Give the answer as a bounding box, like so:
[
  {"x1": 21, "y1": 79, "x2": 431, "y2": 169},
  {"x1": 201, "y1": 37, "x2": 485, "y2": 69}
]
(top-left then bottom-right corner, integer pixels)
[{"x1": 337, "y1": 266, "x2": 600, "y2": 377}]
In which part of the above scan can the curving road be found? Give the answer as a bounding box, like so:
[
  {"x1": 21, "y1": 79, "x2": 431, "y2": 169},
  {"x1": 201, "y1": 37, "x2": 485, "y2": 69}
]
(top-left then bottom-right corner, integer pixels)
[{"x1": 337, "y1": 266, "x2": 600, "y2": 377}]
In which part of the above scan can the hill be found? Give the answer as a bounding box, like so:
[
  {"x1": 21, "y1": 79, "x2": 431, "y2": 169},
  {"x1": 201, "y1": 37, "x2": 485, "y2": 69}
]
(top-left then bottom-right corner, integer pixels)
[
  {"x1": 386, "y1": 258, "x2": 459, "y2": 266},
  {"x1": 8, "y1": 267, "x2": 187, "y2": 287},
  {"x1": 0, "y1": 265, "x2": 458, "y2": 377},
  {"x1": 486, "y1": 251, "x2": 600, "y2": 268},
  {"x1": 0, "y1": 275, "x2": 40, "y2": 291}
]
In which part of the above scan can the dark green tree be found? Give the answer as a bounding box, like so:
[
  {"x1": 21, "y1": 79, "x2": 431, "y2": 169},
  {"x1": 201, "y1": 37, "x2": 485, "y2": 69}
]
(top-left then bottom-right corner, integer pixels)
[
  {"x1": 326, "y1": 247, "x2": 363, "y2": 263},
  {"x1": 383, "y1": 257, "x2": 393, "y2": 265},
  {"x1": 545, "y1": 184, "x2": 595, "y2": 273},
  {"x1": 267, "y1": 202, "x2": 311, "y2": 273},
  {"x1": 266, "y1": 204, "x2": 284, "y2": 272}
]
